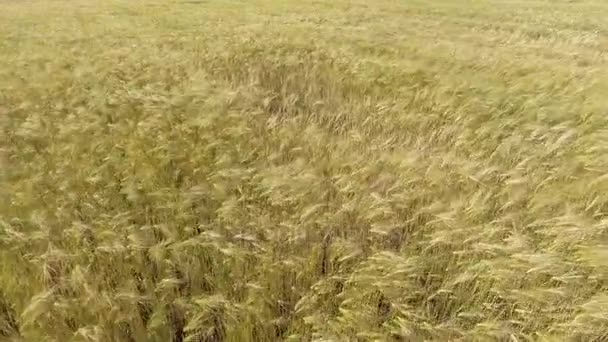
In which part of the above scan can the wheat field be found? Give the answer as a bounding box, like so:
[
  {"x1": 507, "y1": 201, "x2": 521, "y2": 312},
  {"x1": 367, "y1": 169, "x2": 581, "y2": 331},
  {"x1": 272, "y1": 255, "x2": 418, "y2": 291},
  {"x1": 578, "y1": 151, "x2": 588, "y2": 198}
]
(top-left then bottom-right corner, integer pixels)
[{"x1": 1, "y1": 0, "x2": 608, "y2": 341}]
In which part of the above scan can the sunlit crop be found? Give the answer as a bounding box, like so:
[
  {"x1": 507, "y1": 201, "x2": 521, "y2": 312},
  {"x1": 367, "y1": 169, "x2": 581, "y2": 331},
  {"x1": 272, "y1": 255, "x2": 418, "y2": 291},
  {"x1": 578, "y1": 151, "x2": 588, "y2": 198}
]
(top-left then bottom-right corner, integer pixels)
[{"x1": 1, "y1": 0, "x2": 608, "y2": 341}]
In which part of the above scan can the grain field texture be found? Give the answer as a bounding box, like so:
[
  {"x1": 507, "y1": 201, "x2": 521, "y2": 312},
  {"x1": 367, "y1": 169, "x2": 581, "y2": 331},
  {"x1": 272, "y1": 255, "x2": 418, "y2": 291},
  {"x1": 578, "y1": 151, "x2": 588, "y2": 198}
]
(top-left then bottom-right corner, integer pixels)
[{"x1": 1, "y1": 0, "x2": 608, "y2": 341}]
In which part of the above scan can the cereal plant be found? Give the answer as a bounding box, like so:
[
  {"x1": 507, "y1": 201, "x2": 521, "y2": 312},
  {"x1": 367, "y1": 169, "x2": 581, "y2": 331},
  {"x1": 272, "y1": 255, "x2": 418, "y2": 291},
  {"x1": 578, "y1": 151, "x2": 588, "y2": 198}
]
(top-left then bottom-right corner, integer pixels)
[{"x1": 1, "y1": 0, "x2": 607, "y2": 341}]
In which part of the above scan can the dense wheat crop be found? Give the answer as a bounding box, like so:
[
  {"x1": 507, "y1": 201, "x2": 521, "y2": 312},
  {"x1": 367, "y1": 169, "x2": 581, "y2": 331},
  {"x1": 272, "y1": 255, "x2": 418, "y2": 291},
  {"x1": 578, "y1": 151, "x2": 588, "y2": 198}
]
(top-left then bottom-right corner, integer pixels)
[{"x1": 1, "y1": 0, "x2": 608, "y2": 341}]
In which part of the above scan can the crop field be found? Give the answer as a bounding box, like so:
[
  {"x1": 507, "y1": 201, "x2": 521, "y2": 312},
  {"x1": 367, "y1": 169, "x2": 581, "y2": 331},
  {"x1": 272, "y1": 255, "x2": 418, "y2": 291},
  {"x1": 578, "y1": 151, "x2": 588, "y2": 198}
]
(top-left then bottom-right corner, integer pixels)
[{"x1": 1, "y1": 0, "x2": 608, "y2": 341}]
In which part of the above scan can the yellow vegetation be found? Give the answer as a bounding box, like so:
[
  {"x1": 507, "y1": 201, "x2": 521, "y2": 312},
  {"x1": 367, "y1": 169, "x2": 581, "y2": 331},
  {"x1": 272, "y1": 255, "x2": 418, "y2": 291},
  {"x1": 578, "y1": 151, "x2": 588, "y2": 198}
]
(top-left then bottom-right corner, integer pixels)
[{"x1": 1, "y1": 0, "x2": 608, "y2": 341}]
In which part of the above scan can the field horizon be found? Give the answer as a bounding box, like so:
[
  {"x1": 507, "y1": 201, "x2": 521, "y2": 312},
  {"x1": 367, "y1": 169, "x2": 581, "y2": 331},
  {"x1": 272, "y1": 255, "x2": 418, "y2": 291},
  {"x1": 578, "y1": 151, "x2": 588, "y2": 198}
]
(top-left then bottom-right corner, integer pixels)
[{"x1": 1, "y1": 0, "x2": 608, "y2": 341}]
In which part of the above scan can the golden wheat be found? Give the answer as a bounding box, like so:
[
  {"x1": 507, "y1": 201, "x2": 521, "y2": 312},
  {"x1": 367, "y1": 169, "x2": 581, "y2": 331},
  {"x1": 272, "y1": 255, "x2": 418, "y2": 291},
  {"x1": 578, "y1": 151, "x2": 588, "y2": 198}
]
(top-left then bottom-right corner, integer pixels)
[{"x1": 1, "y1": 0, "x2": 608, "y2": 341}]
